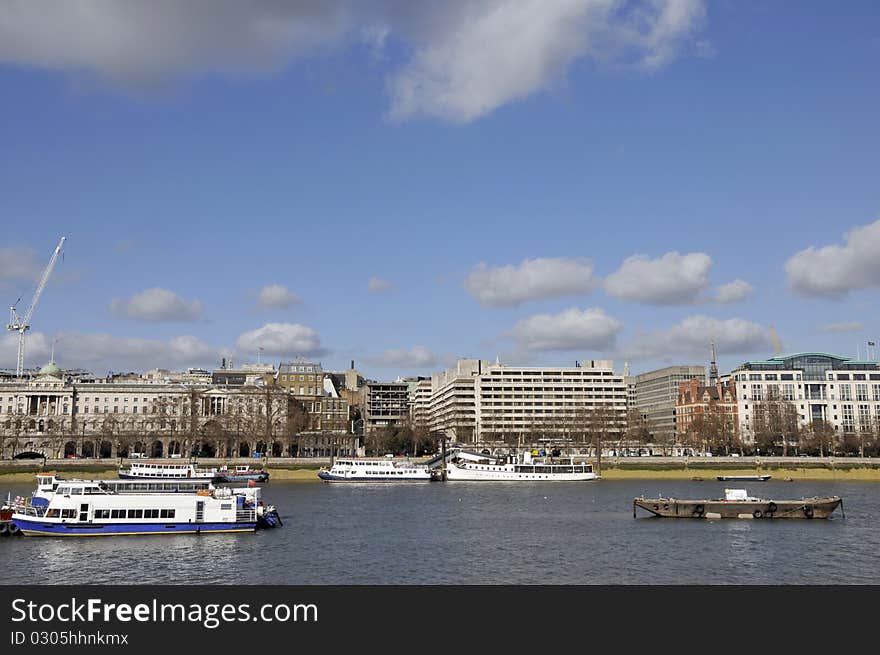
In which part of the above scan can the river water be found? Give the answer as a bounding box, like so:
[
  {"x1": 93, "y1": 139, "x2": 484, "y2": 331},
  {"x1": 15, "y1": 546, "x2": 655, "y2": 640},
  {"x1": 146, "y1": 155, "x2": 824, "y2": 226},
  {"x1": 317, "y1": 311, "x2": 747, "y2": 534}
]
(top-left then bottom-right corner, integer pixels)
[{"x1": 2, "y1": 479, "x2": 878, "y2": 584}]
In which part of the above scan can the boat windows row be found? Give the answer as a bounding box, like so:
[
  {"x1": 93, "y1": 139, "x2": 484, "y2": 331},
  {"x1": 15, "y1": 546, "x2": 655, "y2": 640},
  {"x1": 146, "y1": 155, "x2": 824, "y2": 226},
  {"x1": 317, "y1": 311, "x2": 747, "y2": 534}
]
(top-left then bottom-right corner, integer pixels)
[{"x1": 46, "y1": 508, "x2": 177, "y2": 519}]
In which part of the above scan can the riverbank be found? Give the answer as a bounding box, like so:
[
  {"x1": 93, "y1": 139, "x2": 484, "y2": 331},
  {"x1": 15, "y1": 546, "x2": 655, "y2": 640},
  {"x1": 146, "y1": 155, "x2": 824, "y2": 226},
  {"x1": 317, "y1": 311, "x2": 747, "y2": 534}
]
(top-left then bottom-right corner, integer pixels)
[
  {"x1": 2, "y1": 460, "x2": 880, "y2": 482},
  {"x1": 598, "y1": 466, "x2": 880, "y2": 480}
]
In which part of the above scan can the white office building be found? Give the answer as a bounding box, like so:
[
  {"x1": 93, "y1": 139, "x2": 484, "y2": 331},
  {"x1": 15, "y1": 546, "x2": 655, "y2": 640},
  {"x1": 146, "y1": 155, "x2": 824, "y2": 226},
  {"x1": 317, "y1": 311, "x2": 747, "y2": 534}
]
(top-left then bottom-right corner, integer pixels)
[
  {"x1": 730, "y1": 353, "x2": 880, "y2": 442},
  {"x1": 426, "y1": 358, "x2": 627, "y2": 445}
]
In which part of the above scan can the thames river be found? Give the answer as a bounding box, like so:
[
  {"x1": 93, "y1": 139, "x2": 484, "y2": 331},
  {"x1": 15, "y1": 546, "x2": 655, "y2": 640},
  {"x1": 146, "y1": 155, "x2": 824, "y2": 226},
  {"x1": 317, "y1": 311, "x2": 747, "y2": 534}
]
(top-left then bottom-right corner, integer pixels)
[{"x1": 2, "y1": 479, "x2": 878, "y2": 584}]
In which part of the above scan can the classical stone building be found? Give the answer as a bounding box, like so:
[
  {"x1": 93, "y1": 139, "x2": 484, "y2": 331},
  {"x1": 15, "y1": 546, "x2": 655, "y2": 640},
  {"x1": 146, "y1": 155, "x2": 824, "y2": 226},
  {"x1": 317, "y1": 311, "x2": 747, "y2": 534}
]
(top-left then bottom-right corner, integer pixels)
[{"x1": 0, "y1": 362, "x2": 298, "y2": 459}]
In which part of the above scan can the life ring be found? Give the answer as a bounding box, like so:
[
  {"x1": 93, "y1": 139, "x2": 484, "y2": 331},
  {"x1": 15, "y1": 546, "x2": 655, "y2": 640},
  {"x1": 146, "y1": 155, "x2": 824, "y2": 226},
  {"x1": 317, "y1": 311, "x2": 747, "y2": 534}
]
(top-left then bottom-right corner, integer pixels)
[
  {"x1": 753, "y1": 509, "x2": 763, "y2": 519},
  {"x1": 692, "y1": 504, "x2": 705, "y2": 517},
  {"x1": 767, "y1": 502, "x2": 778, "y2": 513},
  {"x1": 803, "y1": 506, "x2": 814, "y2": 519},
  {"x1": 8, "y1": 523, "x2": 21, "y2": 536},
  {"x1": 652, "y1": 504, "x2": 660, "y2": 511},
  {"x1": 0, "y1": 523, "x2": 8, "y2": 537},
  {"x1": 663, "y1": 504, "x2": 669, "y2": 511}
]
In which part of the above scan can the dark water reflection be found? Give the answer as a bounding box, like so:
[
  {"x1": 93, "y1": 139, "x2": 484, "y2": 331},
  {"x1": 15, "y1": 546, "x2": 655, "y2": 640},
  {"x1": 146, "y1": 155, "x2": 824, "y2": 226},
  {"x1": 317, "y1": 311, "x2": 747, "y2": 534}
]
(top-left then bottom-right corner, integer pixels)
[{"x1": 2, "y1": 479, "x2": 878, "y2": 584}]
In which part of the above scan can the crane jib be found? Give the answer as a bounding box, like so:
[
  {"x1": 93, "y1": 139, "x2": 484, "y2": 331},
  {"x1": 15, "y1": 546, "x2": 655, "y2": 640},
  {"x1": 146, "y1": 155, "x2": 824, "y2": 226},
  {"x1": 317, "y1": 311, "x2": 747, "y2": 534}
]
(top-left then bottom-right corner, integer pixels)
[{"x1": 6, "y1": 236, "x2": 66, "y2": 378}]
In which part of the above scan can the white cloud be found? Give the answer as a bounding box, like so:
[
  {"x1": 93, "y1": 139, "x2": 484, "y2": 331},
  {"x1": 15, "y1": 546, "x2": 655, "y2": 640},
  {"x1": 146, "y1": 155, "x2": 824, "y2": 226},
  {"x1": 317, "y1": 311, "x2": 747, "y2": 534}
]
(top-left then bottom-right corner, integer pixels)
[
  {"x1": 235, "y1": 322, "x2": 325, "y2": 357},
  {"x1": 604, "y1": 251, "x2": 712, "y2": 304},
  {"x1": 257, "y1": 284, "x2": 301, "y2": 309},
  {"x1": 623, "y1": 315, "x2": 772, "y2": 360},
  {"x1": 110, "y1": 287, "x2": 203, "y2": 321},
  {"x1": 465, "y1": 257, "x2": 595, "y2": 306},
  {"x1": 508, "y1": 307, "x2": 623, "y2": 351},
  {"x1": 785, "y1": 219, "x2": 880, "y2": 298},
  {"x1": 1, "y1": 330, "x2": 220, "y2": 372},
  {"x1": 819, "y1": 322, "x2": 863, "y2": 334},
  {"x1": 714, "y1": 279, "x2": 753, "y2": 305},
  {"x1": 368, "y1": 277, "x2": 393, "y2": 293},
  {"x1": 368, "y1": 345, "x2": 438, "y2": 369},
  {"x1": 0, "y1": 1, "x2": 707, "y2": 123},
  {"x1": 0, "y1": 246, "x2": 39, "y2": 284},
  {"x1": 389, "y1": 0, "x2": 706, "y2": 122}
]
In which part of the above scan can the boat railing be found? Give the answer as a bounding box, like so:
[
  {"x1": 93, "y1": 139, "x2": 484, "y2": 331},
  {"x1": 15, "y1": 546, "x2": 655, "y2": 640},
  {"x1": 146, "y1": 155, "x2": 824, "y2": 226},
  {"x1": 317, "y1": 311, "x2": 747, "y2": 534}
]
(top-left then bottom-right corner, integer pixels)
[
  {"x1": 14, "y1": 503, "x2": 46, "y2": 518},
  {"x1": 236, "y1": 508, "x2": 256, "y2": 523}
]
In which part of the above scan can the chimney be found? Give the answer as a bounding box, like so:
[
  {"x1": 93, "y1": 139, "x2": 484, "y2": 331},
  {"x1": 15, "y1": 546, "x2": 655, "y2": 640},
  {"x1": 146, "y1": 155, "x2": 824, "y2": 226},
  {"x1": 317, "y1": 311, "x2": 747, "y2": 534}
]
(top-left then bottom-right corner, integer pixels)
[{"x1": 351, "y1": 360, "x2": 355, "y2": 370}]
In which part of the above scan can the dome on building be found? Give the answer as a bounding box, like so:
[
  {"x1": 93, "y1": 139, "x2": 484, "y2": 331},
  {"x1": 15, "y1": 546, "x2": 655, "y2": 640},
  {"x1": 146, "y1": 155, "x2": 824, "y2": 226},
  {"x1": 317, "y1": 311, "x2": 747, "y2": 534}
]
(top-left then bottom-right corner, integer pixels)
[{"x1": 39, "y1": 361, "x2": 62, "y2": 377}]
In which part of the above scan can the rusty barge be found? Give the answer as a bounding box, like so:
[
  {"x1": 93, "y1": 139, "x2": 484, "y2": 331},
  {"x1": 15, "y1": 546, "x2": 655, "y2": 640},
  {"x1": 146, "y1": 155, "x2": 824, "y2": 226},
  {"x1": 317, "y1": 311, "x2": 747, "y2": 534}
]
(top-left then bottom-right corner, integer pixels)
[{"x1": 633, "y1": 488, "x2": 843, "y2": 520}]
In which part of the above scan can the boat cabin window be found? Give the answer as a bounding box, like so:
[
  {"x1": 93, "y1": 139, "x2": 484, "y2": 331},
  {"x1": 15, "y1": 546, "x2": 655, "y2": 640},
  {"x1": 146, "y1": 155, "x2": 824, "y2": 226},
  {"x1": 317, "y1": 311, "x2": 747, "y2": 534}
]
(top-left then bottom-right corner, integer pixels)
[
  {"x1": 111, "y1": 509, "x2": 125, "y2": 519},
  {"x1": 127, "y1": 509, "x2": 144, "y2": 518},
  {"x1": 144, "y1": 509, "x2": 160, "y2": 518},
  {"x1": 70, "y1": 488, "x2": 84, "y2": 495},
  {"x1": 56, "y1": 486, "x2": 71, "y2": 495},
  {"x1": 60, "y1": 509, "x2": 76, "y2": 519},
  {"x1": 160, "y1": 509, "x2": 175, "y2": 519},
  {"x1": 94, "y1": 509, "x2": 111, "y2": 519}
]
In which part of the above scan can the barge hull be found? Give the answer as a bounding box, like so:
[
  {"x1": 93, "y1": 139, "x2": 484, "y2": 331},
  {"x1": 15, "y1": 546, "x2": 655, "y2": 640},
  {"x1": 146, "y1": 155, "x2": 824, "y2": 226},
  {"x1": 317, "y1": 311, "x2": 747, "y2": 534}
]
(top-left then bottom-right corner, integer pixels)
[
  {"x1": 634, "y1": 497, "x2": 841, "y2": 519},
  {"x1": 12, "y1": 518, "x2": 256, "y2": 536}
]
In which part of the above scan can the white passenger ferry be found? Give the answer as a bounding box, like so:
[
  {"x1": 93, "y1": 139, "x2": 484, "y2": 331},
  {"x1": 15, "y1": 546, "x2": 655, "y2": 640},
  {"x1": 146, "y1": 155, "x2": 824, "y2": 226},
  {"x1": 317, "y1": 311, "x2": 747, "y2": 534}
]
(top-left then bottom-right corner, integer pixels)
[
  {"x1": 11, "y1": 473, "x2": 279, "y2": 536},
  {"x1": 318, "y1": 457, "x2": 436, "y2": 482},
  {"x1": 118, "y1": 460, "x2": 218, "y2": 481},
  {"x1": 445, "y1": 450, "x2": 597, "y2": 482}
]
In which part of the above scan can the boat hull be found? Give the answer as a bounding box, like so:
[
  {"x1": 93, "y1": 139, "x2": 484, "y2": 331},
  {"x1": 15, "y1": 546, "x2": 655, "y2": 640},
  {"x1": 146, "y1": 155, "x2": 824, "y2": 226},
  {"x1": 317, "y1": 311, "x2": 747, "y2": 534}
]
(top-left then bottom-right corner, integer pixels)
[
  {"x1": 633, "y1": 497, "x2": 842, "y2": 519},
  {"x1": 215, "y1": 474, "x2": 269, "y2": 483},
  {"x1": 716, "y1": 475, "x2": 772, "y2": 481},
  {"x1": 317, "y1": 471, "x2": 432, "y2": 482},
  {"x1": 12, "y1": 517, "x2": 256, "y2": 536},
  {"x1": 445, "y1": 463, "x2": 597, "y2": 482}
]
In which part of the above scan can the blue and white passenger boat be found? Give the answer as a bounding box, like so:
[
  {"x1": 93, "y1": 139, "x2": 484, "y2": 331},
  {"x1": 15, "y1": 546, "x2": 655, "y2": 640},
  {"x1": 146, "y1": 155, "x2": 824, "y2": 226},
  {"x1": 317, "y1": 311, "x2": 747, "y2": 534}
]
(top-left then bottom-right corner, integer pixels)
[
  {"x1": 318, "y1": 457, "x2": 436, "y2": 482},
  {"x1": 11, "y1": 473, "x2": 280, "y2": 537}
]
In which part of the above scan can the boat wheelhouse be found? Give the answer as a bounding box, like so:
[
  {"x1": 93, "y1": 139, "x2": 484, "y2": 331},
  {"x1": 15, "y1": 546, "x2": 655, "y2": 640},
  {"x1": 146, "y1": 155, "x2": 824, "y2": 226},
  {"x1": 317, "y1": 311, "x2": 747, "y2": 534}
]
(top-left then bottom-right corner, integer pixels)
[
  {"x1": 318, "y1": 458, "x2": 435, "y2": 482},
  {"x1": 444, "y1": 450, "x2": 597, "y2": 482},
  {"x1": 12, "y1": 474, "x2": 280, "y2": 536},
  {"x1": 118, "y1": 460, "x2": 218, "y2": 481}
]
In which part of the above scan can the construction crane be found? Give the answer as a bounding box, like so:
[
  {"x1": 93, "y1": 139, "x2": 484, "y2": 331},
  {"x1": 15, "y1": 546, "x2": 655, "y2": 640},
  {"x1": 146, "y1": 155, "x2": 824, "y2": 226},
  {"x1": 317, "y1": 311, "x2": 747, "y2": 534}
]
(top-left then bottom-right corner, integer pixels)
[
  {"x1": 6, "y1": 236, "x2": 66, "y2": 378},
  {"x1": 768, "y1": 325, "x2": 782, "y2": 357}
]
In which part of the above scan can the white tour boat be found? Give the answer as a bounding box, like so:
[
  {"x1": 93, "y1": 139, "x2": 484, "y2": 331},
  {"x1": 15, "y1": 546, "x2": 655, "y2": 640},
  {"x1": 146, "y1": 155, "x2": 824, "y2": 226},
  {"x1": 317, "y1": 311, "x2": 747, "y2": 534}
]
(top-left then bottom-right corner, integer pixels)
[
  {"x1": 444, "y1": 450, "x2": 597, "y2": 482},
  {"x1": 318, "y1": 457, "x2": 436, "y2": 482},
  {"x1": 10, "y1": 473, "x2": 281, "y2": 536},
  {"x1": 118, "y1": 460, "x2": 218, "y2": 481}
]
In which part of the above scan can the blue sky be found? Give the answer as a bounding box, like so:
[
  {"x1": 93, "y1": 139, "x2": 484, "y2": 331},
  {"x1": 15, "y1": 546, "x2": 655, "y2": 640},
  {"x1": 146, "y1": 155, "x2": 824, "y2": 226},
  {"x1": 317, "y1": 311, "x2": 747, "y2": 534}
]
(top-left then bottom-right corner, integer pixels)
[{"x1": 1, "y1": 1, "x2": 879, "y2": 379}]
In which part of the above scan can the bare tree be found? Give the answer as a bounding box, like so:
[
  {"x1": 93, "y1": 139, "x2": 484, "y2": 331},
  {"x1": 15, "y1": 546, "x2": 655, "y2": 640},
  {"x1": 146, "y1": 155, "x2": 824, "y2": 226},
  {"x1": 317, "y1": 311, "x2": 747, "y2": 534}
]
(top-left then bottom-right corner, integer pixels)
[
  {"x1": 752, "y1": 388, "x2": 799, "y2": 455},
  {"x1": 585, "y1": 404, "x2": 620, "y2": 476},
  {"x1": 803, "y1": 419, "x2": 836, "y2": 457}
]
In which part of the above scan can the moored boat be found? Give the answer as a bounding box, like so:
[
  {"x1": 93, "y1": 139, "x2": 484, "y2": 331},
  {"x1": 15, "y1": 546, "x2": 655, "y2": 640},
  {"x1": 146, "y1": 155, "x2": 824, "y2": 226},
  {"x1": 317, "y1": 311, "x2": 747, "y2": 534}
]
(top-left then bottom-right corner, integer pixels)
[
  {"x1": 118, "y1": 460, "x2": 218, "y2": 481},
  {"x1": 215, "y1": 465, "x2": 270, "y2": 483},
  {"x1": 633, "y1": 488, "x2": 843, "y2": 519},
  {"x1": 716, "y1": 475, "x2": 772, "y2": 481},
  {"x1": 11, "y1": 474, "x2": 281, "y2": 536},
  {"x1": 318, "y1": 457, "x2": 435, "y2": 482},
  {"x1": 444, "y1": 449, "x2": 597, "y2": 482}
]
